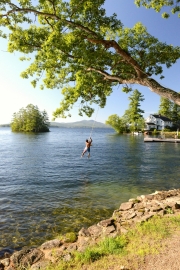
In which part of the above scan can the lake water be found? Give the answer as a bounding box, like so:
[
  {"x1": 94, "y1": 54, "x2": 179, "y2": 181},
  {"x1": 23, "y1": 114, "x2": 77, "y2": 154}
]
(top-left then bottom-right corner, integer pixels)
[{"x1": 0, "y1": 126, "x2": 180, "y2": 251}]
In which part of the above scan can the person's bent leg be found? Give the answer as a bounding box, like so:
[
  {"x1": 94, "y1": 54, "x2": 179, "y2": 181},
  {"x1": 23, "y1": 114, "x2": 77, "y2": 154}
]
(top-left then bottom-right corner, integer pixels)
[{"x1": 81, "y1": 147, "x2": 87, "y2": 157}]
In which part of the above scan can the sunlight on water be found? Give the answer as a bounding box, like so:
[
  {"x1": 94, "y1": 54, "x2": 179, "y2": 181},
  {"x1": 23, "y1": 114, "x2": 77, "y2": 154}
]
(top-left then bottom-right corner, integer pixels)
[{"x1": 0, "y1": 127, "x2": 180, "y2": 250}]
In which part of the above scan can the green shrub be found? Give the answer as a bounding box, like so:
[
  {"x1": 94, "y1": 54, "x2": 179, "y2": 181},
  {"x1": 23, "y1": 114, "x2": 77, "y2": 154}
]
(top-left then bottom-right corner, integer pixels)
[
  {"x1": 98, "y1": 235, "x2": 128, "y2": 255},
  {"x1": 152, "y1": 129, "x2": 159, "y2": 135},
  {"x1": 64, "y1": 232, "x2": 77, "y2": 243},
  {"x1": 75, "y1": 235, "x2": 128, "y2": 264}
]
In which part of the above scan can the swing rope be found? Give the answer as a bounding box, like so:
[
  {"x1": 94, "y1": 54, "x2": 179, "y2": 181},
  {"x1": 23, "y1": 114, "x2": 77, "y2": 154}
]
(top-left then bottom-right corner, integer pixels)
[{"x1": 89, "y1": 106, "x2": 99, "y2": 139}]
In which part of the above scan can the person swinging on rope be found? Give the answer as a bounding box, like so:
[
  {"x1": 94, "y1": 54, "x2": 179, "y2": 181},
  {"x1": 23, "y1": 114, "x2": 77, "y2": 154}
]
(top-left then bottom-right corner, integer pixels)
[{"x1": 81, "y1": 137, "x2": 92, "y2": 158}]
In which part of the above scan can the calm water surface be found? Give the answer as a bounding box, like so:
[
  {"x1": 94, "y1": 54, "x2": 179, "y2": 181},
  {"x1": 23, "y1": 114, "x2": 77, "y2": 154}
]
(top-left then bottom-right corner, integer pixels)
[{"x1": 0, "y1": 127, "x2": 180, "y2": 250}]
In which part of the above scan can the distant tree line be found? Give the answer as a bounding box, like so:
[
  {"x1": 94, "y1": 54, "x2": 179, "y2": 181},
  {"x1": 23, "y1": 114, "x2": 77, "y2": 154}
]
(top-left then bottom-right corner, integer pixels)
[
  {"x1": 158, "y1": 97, "x2": 180, "y2": 129},
  {"x1": 11, "y1": 104, "x2": 49, "y2": 132},
  {"x1": 106, "y1": 89, "x2": 145, "y2": 133}
]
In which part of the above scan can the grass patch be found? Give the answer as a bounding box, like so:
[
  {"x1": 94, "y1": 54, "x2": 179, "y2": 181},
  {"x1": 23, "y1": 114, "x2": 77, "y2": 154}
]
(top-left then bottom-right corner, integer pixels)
[
  {"x1": 75, "y1": 234, "x2": 128, "y2": 264},
  {"x1": 125, "y1": 215, "x2": 180, "y2": 257}
]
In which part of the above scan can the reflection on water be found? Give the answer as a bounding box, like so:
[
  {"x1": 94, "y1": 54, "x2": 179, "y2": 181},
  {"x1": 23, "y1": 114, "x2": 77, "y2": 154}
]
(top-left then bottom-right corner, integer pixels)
[{"x1": 0, "y1": 127, "x2": 180, "y2": 250}]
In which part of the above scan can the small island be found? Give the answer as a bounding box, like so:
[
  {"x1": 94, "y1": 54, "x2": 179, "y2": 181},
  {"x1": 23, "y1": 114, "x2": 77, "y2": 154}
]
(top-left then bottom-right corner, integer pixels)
[{"x1": 11, "y1": 104, "x2": 49, "y2": 133}]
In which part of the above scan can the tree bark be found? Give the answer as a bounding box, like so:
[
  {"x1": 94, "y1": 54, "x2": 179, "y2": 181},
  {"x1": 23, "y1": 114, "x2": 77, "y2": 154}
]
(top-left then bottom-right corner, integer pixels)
[{"x1": 143, "y1": 78, "x2": 180, "y2": 105}]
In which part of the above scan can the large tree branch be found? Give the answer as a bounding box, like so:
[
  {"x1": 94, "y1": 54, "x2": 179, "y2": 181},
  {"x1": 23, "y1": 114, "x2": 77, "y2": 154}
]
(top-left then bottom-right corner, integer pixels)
[
  {"x1": 87, "y1": 67, "x2": 180, "y2": 105},
  {"x1": 86, "y1": 38, "x2": 146, "y2": 78},
  {"x1": 143, "y1": 78, "x2": 180, "y2": 105}
]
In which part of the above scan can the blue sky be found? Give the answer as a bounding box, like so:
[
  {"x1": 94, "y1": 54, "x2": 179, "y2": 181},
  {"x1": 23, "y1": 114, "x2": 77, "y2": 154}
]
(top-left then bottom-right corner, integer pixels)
[{"x1": 0, "y1": 0, "x2": 180, "y2": 124}]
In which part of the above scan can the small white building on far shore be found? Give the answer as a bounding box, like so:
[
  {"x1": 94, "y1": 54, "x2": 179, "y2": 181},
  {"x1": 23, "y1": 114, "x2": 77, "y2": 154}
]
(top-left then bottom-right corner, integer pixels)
[{"x1": 145, "y1": 114, "x2": 173, "y2": 131}]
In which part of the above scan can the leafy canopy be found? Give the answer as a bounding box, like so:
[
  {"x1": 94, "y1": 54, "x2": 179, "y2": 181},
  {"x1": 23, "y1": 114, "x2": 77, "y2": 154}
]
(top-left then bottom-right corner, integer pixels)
[
  {"x1": 11, "y1": 104, "x2": 49, "y2": 132},
  {"x1": 105, "y1": 114, "x2": 127, "y2": 134},
  {"x1": 0, "y1": 0, "x2": 180, "y2": 119},
  {"x1": 106, "y1": 89, "x2": 145, "y2": 133},
  {"x1": 135, "y1": 0, "x2": 180, "y2": 18},
  {"x1": 158, "y1": 97, "x2": 180, "y2": 127},
  {"x1": 124, "y1": 89, "x2": 144, "y2": 123},
  {"x1": 158, "y1": 97, "x2": 173, "y2": 117},
  {"x1": 171, "y1": 103, "x2": 180, "y2": 127}
]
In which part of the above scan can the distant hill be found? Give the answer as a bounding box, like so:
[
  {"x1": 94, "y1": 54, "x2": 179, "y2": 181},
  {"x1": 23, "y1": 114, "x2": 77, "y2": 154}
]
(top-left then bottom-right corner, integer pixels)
[
  {"x1": 49, "y1": 120, "x2": 111, "y2": 129},
  {"x1": 0, "y1": 121, "x2": 112, "y2": 129},
  {"x1": 0, "y1": 124, "x2": 10, "y2": 127}
]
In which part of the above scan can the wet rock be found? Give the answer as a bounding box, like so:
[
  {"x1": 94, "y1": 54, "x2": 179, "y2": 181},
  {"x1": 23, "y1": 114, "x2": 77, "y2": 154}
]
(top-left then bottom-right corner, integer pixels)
[
  {"x1": 46, "y1": 248, "x2": 63, "y2": 260},
  {"x1": 119, "y1": 202, "x2": 134, "y2": 211},
  {"x1": 10, "y1": 247, "x2": 31, "y2": 267},
  {"x1": 66, "y1": 243, "x2": 77, "y2": 251},
  {"x1": 0, "y1": 262, "x2": 4, "y2": 270},
  {"x1": 144, "y1": 207, "x2": 150, "y2": 213},
  {"x1": 40, "y1": 239, "x2": 62, "y2": 250},
  {"x1": 150, "y1": 205, "x2": 163, "y2": 212},
  {"x1": 134, "y1": 202, "x2": 145, "y2": 210},
  {"x1": 167, "y1": 190, "x2": 179, "y2": 196},
  {"x1": 158, "y1": 210, "x2": 165, "y2": 216},
  {"x1": 98, "y1": 218, "x2": 114, "y2": 227},
  {"x1": 78, "y1": 227, "x2": 91, "y2": 237},
  {"x1": 175, "y1": 201, "x2": 180, "y2": 209},
  {"x1": 114, "y1": 222, "x2": 121, "y2": 232},
  {"x1": 120, "y1": 227, "x2": 128, "y2": 234},
  {"x1": 0, "y1": 258, "x2": 10, "y2": 267},
  {"x1": 136, "y1": 196, "x2": 143, "y2": 202},
  {"x1": 5, "y1": 266, "x2": 14, "y2": 270},
  {"x1": 30, "y1": 260, "x2": 50, "y2": 270},
  {"x1": 136, "y1": 211, "x2": 144, "y2": 217},
  {"x1": 138, "y1": 213, "x2": 155, "y2": 223},
  {"x1": 123, "y1": 211, "x2": 136, "y2": 220},
  {"x1": 58, "y1": 245, "x2": 67, "y2": 251},
  {"x1": 77, "y1": 237, "x2": 90, "y2": 252},
  {"x1": 0, "y1": 249, "x2": 14, "y2": 260},
  {"x1": 10, "y1": 247, "x2": 44, "y2": 268},
  {"x1": 103, "y1": 225, "x2": 116, "y2": 235},
  {"x1": 154, "y1": 194, "x2": 165, "y2": 201},
  {"x1": 88, "y1": 225, "x2": 103, "y2": 237},
  {"x1": 23, "y1": 248, "x2": 44, "y2": 267},
  {"x1": 144, "y1": 194, "x2": 154, "y2": 200}
]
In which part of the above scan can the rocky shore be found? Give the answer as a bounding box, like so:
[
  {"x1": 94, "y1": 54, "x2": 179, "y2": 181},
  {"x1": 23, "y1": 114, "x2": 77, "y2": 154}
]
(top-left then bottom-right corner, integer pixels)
[{"x1": 1, "y1": 188, "x2": 180, "y2": 270}]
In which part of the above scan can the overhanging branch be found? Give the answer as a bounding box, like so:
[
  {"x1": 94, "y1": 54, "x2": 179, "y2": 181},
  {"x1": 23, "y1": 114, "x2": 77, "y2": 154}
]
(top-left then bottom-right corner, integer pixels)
[
  {"x1": 144, "y1": 78, "x2": 180, "y2": 105},
  {"x1": 87, "y1": 67, "x2": 137, "y2": 84},
  {"x1": 86, "y1": 38, "x2": 146, "y2": 79}
]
